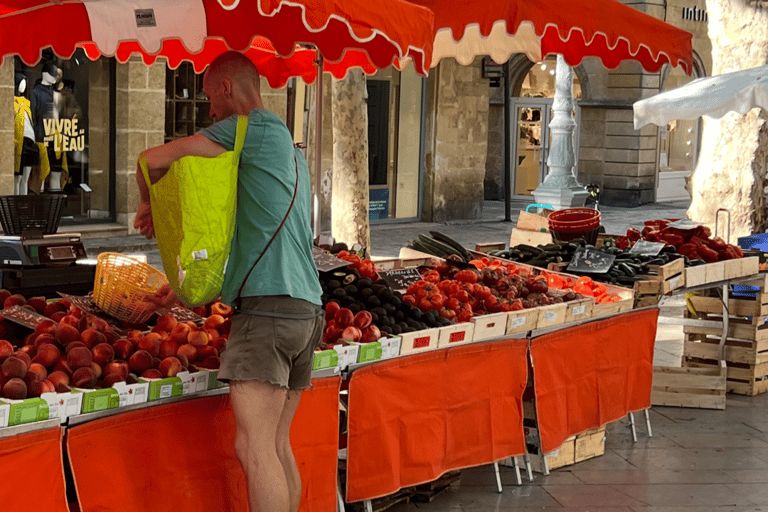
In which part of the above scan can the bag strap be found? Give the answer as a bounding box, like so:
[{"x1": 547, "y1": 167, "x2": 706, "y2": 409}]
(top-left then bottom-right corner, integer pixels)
[
  {"x1": 138, "y1": 114, "x2": 248, "y2": 188},
  {"x1": 235, "y1": 148, "x2": 300, "y2": 310}
]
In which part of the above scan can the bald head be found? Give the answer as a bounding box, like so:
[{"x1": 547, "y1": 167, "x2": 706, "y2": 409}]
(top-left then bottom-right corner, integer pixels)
[{"x1": 203, "y1": 51, "x2": 264, "y2": 119}]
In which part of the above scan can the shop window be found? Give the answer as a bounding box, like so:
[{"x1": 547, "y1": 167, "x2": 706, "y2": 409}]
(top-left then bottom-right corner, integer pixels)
[
  {"x1": 165, "y1": 63, "x2": 214, "y2": 141},
  {"x1": 659, "y1": 66, "x2": 700, "y2": 173},
  {"x1": 14, "y1": 49, "x2": 114, "y2": 223}
]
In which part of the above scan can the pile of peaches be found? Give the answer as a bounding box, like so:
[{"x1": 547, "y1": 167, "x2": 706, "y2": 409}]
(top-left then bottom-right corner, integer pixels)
[{"x1": 0, "y1": 290, "x2": 232, "y2": 401}]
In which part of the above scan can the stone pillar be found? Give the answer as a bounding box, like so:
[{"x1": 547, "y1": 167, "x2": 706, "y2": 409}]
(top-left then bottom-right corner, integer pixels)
[
  {"x1": 0, "y1": 56, "x2": 15, "y2": 196},
  {"x1": 533, "y1": 55, "x2": 588, "y2": 209},
  {"x1": 117, "y1": 57, "x2": 165, "y2": 232},
  {"x1": 305, "y1": 72, "x2": 333, "y2": 233},
  {"x1": 331, "y1": 69, "x2": 370, "y2": 249}
]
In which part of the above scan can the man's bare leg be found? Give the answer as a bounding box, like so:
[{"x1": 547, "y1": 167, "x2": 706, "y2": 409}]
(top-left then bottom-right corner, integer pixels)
[
  {"x1": 230, "y1": 380, "x2": 289, "y2": 512},
  {"x1": 276, "y1": 389, "x2": 304, "y2": 512}
]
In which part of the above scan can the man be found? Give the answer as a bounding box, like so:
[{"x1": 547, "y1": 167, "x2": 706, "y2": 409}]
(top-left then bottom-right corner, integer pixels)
[{"x1": 135, "y1": 51, "x2": 323, "y2": 512}]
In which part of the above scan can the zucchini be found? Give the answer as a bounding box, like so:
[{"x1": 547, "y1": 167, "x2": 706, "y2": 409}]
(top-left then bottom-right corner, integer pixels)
[{"x1": 428, "y1": 231, "x2": 472, "y2": 261}]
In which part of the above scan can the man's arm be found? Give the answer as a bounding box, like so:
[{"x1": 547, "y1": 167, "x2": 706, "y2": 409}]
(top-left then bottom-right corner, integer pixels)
[{"x1": 134, "y1": 134, "x2": 227, "y2": 239}]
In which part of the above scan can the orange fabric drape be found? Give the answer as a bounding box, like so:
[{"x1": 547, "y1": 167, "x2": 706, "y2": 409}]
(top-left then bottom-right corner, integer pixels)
[
  {"x1": 67, "y1": 376, "x2": 340, "y2": 512},
  {"x1": 529, "y1": 308, "x2": 658, "y2": 454},
  {"x1": 346, "y1": 340, "x2": 528, "y2": 503},
  {"x1": 0, "y1": 426, "x2": 69, "y2": 512}
]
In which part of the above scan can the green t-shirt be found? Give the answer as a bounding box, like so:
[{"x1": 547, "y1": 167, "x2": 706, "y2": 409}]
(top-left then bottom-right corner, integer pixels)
[{"x1": 200, "y1": 109, "x2": 321, "y2": 306}]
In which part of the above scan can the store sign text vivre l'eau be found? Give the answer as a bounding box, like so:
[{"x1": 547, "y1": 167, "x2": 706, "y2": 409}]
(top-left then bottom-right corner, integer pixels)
[{"x1": 43, "y1": 118, "x2": 85, "y2": 152}]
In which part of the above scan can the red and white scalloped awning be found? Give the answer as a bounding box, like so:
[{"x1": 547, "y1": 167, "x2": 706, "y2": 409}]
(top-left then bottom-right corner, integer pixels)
[
  {"x1": 409, "y1": 0, "x2": 693, "y2": 73},
  {"x1": 0, "y1": 0, "x2": 434, "y2": 80}
]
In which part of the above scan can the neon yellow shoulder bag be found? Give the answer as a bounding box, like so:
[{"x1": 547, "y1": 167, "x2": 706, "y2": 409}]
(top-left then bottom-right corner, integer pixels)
[{"x1": 140, "y1": 115, "x2": 248, "y2": 307}]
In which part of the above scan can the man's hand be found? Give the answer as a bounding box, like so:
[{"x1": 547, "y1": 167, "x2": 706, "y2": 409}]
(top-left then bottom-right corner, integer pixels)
[
  {"x1": 134, "y1": 200, "x2": 155, "y2": 240},
  {"x1": 143, "y1": 283, "x2": 179, "y2": 309}
]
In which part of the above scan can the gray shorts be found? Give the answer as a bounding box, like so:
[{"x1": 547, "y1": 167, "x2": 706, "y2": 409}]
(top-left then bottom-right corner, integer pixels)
[{"x1": 218, "y1": 296, "x2": 324, "y2": 390}]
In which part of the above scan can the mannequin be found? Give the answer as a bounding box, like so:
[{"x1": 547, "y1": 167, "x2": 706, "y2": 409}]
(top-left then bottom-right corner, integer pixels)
[
  {"x1": 14, "y1": 73, "x2": 37, "y2": 195},
  {"x1": 30, "y1": 62, "x2": 66, "y2": 193}
]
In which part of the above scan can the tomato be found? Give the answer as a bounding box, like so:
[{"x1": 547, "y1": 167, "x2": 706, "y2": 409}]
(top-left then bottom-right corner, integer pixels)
[
  {"x1": 439, "y1": 308, "x2": 456, "y2": 320},
  {"x1": 430, "y1": 293, "x2": 447, "y2": 309},
  {"x1": 418, "y1": 297, "x2": 434, "y2": 311},
  {"x1": 509, "y1": 299, "x2": 524, "y2": 311},
  {"x1": 424, "y1": 270, "x2": 441, "y2": 283},
  {"x1": 403, "y1": 294, "x2": 417, "y2": 306},
  {"x1": 455, "y1": 269, "x2": 479, "y2": 283},
  {"x1": 451, "y1": 289, "x2": 470, "y2": 303},
  {"x1": 575, "y1": 276, "x2": 594, "y2": 288}
]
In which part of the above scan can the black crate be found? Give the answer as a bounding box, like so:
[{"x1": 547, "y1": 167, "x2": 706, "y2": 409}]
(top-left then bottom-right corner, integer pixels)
[{"x1": 0, "y1": 195, "x2": 67, "y2": 236}]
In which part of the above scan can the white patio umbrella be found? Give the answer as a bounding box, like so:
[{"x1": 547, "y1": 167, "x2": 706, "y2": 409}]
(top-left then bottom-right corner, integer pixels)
[{"x1": 634, "y1": 64, "x2": 768, "y2": 129}]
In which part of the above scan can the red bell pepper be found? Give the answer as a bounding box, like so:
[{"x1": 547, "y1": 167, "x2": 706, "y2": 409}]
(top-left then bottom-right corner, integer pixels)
[
  {"x1": 708, "y1": 236, "x2": 727, "y2": 250},
  {"x1": 626, "y1": 228, "x2": 641, "y2": 242},
  {"x1": 697, "y1": 245, "x2": 720, "y2": 263}
]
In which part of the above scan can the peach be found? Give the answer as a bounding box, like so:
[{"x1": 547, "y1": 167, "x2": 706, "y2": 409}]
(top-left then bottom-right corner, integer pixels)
[
  {"x1": 33, "y1": 333, "x2": 56, "y2": 349},
  {"x1": 28, "y1": 378, "x2": 55, "y2": 397},
  {"x1": 34, "y1": 319, "x2": 57, "y2": 337},
  {"x1": 176, "y1": 343, "x2": 198, "y2": 363},
  {"x1": 103, "y1": 330, "x2": 119, "y2": 345},
  {"x1": 159, "y1": 340, "x2": 179, "y2": 359},
  {"x1": 206, "y1": 329, "x2": 220, "y2": 342},
  {"x1": 101, "y1": 373, "x2": 125, "y2": 387},
  {"x1": 138, "y1": 333, "x2": 162, "y2": 357},
  {"x1": 199, "y1": 356, "x2": 221, "y2": 370},
  {"x1": 0, "y1": 320, "x2": 14, "y2": 341},
  {"x1": 66, "y1": 346, "x2": 93, "y2": 370},
  {"x1": 44, "y1": 300, "x2": 68, "y2": 318},
  {"x1": 53, "y1": 360, "x2": 74, "y2": 378},
  {"x1": 187, "y1": 329, "x2": 209, "y2": 348},
  {"x1": 0, "y1": 340, "x2": 13, "y2": 363},
  {"x1": 54, "y1": 382, "x2": 72, "y2": 393},
  {"x1": 104, "y1": 361, "x2": 130, "y2": 381},
  {"x1": 90, "y1": 361, "x2": 103, "y2": 381},
  {"x1": 3, "y1": 378, "x2": 27, "y2": 399},
  {"x1": 203, "y1": 314, "x2": 226, "y2": 331},
  {"x1": 81, "y1": 329, "x2": 107, "y2": 349},
  {"x1": 50, "y1": 311, "x2": 67, "y2": 323},
  {"x1": 58, "y1": 314, "x2": 79, "y2": 328},
  {"x1": 13, "y1": 349, "x2": 33, "y2": 365},
  {"x1": 159, "y1": 357, "x2": 182, "y2": 378},
  {"x1": 192, "y1": 306, "x2": 208, "y2": 317},
  {"x1": 197, "y1": 346, "x2": 218, "y2": 360},
  {"x1": 152, "y1": 357, "x2": 161, "y2": 369},
  {"x1": 140, "y1": 368, "x2": 162, "y2": 379},
  {"x1": 3, "y1": 294, "x2": 26, "y2": 309},
  {"x1": 0, "y1": 289, "x2": 11, "y2": 306},
  {"x1": 68, "y1": 306, "x2": 82, "y2": 318},
  {"x1": 21, "y1": 305, "x2": 36, "y2": 313},
  {"x1": 126, "y1": 330, "x2": 144, "y2": 344},
  {"x1": 47, "y1": 370, "x2": 70, "y2": 388},
  {"x1": 219, "y1": 317, "x2": 232, "y2": 335},
  {"x1": 33, "y1": 344, "x2": 61, "y2": 368},
  {"x1": 91, "y1": 343, "x2": 115, "y2": 367},
  {"x1": 71, "y1": 367, "x2": 97, "y2": 388},
  {"x1": 156, "y1": 313, "x2": 178, "y2": 333},
  {"x1": 79, "y1": 314, "x2": 110, "y2": 333},
  {"x1": 56, "y1": 324, "x2": 81, "y2": 346},
  {"x1": 168, "y1": 323, "x2": 191, "y2": 343},
  {"x1": 113, "y1": 339, "x2": 135, "y2": 360},
  {"x1": 24, "y1": 363, "x2": 47, "y2": 384},
  {"x1": 176, "y1": 353, "x2": 189, "y2": 370},
  {"x1": 27, "y1": 296, "x2": 47, "y2": 315},
  {"x1": 125, "y1": 373, "x2": 138, "y2": 385},
  {"x1": 210, "y1": 301, "x2": 232, "y2": 316},
  {"x1": 212, "y1": 337, "x2": 228, "y2": 352},
  {"x1": 65, "y1": 341, "x2": 87, "y2": 354},
  {"x1": 128, "y1": 350, "x2": 153, "y2": 374},
  {"x1": 2, "y1": 355, "x2": 27, "y2": 380},
  {"x1": 23, "y1": 332, "x2": 38, "y2": 346}
]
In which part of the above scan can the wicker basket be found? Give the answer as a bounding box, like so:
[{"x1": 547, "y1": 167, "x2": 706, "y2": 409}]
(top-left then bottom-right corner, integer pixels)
[
  {"x1": 93, "y1": 253, "x2": 168, "y2": 324},
  {"x1": 0, "y1": 194, "x2": 66, "y2": 235}
]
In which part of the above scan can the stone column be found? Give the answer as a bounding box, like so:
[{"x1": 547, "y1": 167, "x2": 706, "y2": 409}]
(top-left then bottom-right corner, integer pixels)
[
  {"x1": 0, "y1": 56, "x2": 15, "y2": 196},
  {"x1": 533, "y1": 55, "x2": 587, "y2": 209},
  {"x1": 331, "y1": 69, "x2": 370, "y2": 249}
]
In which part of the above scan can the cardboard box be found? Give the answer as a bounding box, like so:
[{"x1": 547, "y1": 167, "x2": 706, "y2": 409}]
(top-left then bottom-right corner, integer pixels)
[
  {"x1": 0, "y1": 402, "x2": 9, "y2": 428},
  {"x1": 44, "y1": 390, "x2": 84, "y2": 423},
  {"x1": 355, "y1": 337, "x2": 402, "y2": 363},
  {"x1": 399, "y1": 328, "x2": 439, "y2": 355},
  {"x1": 79, "y1": 387, "x2": 120, "y2": 413},
  {"x1": 113, "y1": 382, "x2": 149, "y2": 408},
  {"x1": 180, "y1": 370, "x2": 209, "y2": 395},
  {"x1": 565, "y1": 297, "x2": 594, "y2": 323},
  {"x1": 506, "y1": 308, "x2": 539, "y2": 335},
  {"x1": 207, "y1": 370, "x2": 223, "y2": 390},
  {"x1": 140, "y1": 375, "x2": 184, "y2": 401},
  {"x1": 437, "y1": 322, "x2": 475, "y2": 348},
  {"x1": 471, "y1": 313, "x2": 508, "y2": 341},
  {"x1": 313, "y1": 349, "x2": 340, "y2": 370},
  {"x1": 517, "y1": 209, "x2": 552, "y2": 233},
  {"x1": 509, "y1": 228, "x2": 552, "y2": 248},
  {"x1": 1, "y1": 397, "x2": 50, "y2": 427}
]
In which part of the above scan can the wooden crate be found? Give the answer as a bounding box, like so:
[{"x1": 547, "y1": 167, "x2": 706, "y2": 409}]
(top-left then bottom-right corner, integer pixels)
[
  {"x1": 633, "y1": 279, "x2": 663, "y2": 308},
  {"x1": 684, "y1": 257, "x2": 759, "y2": 288},
  {"x1": 647, "y1": 257, "x2": 685, "y2": 293},
  {"x1": 527, "y1": 426, "x2": 607, "y2": 473},
  {"x1": 651, "y1": 363, "x2": 727, "y2": 410}
]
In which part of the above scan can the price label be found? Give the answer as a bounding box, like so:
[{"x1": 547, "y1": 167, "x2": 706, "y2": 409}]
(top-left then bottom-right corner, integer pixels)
[
  {"x1": 509, "y1": 316, "x2": 526, "y2": 328},
  {"x1": 412, "y1": 336, "x2": 431, "y2": 349},
  {"x1": 57, "y1": 293, "x2": 132, "y2": 334},
  {"x1": 573, "y1": 305, "x2": 586, "y2": 316},
  {"x1": 543, "y1": 311, "x2": 557, "y2": 322},
  {"x1": 667, "y1": 219, "x2": 701, "y2": 230},
  {"x1": 377, "y1": 268, "x2": 422, "y2": 291},
  {"x1": 312, "y1": 247, "x2": 352, "y2": 273},
  {"x1": 157, "y1": 305, "x2": 204, "y2": 324},
  {"x1": 567, "y1": 247, "x2": 616, "y2": 274},
  {"x1": 0, "y1": 305, "x2": 51, "y2": 330},
  {"x1": 629, "y1": 240, "x2": 666, "y2": 256},
  {"x1": 449, "y1": 331, "x2": 466, "y2": 343}
]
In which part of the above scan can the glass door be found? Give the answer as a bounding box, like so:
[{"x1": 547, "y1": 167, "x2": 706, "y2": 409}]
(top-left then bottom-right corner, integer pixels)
[{"x1": 511, "y1": 100, "x2": 551, "y2": 196}]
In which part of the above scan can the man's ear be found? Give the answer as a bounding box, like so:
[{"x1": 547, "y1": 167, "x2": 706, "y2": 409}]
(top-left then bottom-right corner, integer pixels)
[{"x1": 222, "y1": 77, "x2": 233, "y2": 98}]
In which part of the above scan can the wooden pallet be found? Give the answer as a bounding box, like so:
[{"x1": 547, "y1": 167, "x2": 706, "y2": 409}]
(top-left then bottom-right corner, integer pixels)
[
  {"x1": 410, "y1": 471, "x2": 461, "y2": 503},
  {"x1": 651, "y1": 363, "x2": 727, "y2": 409}
]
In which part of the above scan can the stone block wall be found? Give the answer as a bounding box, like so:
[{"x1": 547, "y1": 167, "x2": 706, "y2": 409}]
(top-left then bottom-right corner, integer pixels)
[
  {"x1": 0, "y1": 56, "x2": 14, "y2": 196},
  {"x1": 485, "y1": 86, "x2": 504, "y2": 200},
  {"x1": 423, "y1": 57, "x2": 489, "y2": 222}
]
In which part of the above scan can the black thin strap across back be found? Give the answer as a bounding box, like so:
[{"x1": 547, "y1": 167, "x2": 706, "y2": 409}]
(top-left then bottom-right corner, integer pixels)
[{"x1": 234, "y1": 148, "x2": 300, "y2": 311}]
